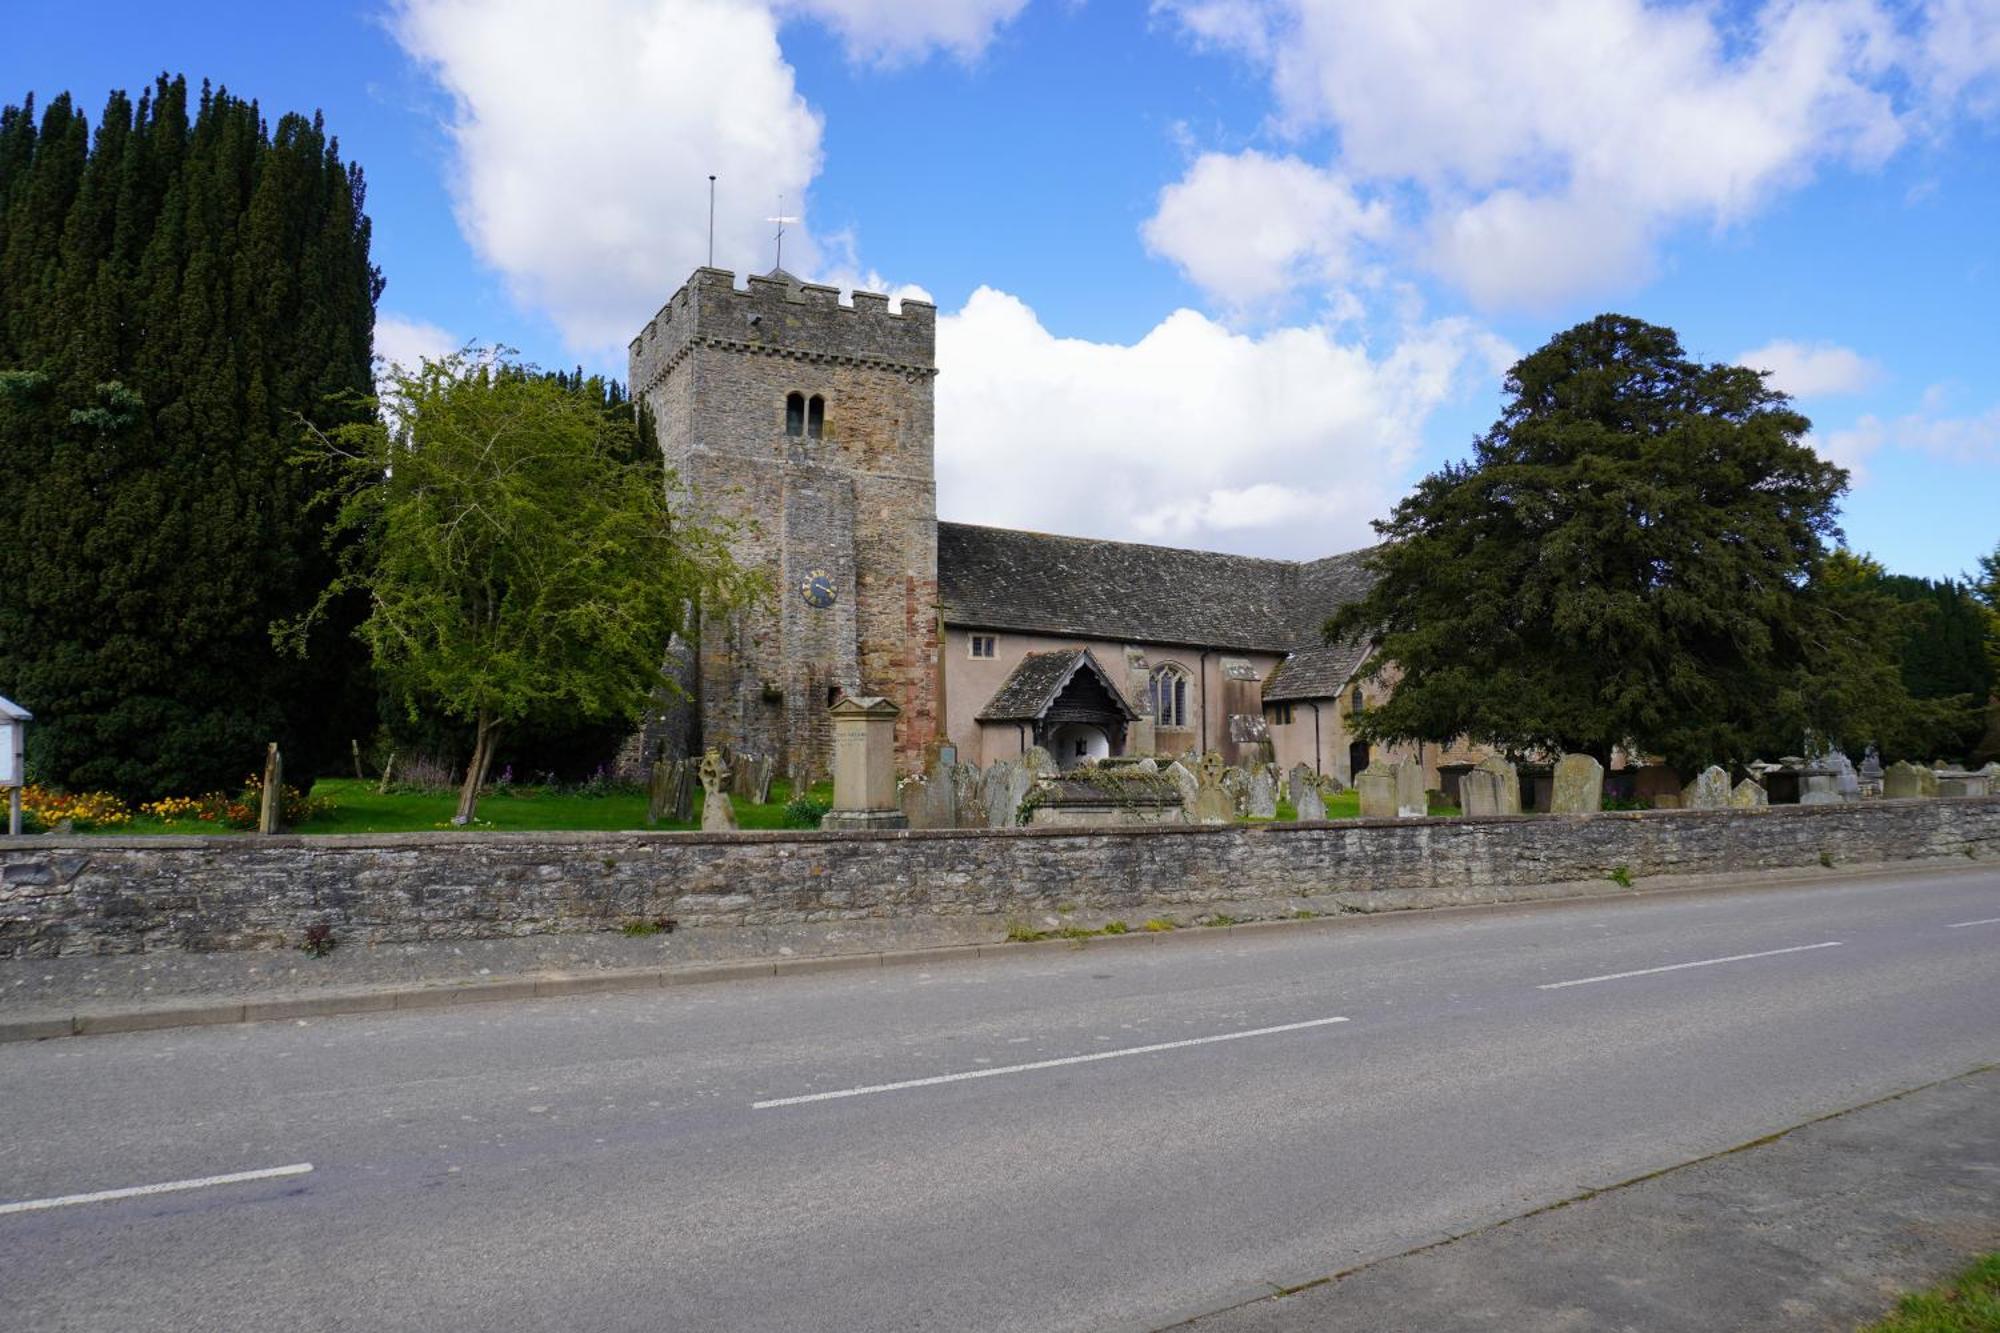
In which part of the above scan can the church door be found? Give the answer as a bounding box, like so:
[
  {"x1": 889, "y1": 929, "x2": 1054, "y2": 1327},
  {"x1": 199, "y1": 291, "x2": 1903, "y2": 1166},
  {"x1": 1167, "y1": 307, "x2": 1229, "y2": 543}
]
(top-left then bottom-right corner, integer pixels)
[{"x1": 1349, "y1": 741, "x2": 1370, "y2": 780}]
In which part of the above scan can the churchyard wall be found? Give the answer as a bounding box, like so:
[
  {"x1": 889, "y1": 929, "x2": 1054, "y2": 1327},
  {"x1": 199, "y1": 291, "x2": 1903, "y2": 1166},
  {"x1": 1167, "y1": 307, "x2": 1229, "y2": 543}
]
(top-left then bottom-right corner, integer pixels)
[{"x1": 2, "y1": 797, "x2": 1994, "y2": 960}]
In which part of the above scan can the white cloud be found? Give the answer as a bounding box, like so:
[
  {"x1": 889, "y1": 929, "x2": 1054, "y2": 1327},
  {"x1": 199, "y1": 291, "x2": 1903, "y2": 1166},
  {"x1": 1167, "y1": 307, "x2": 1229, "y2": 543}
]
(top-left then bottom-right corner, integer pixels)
[
  {"x1": 1736, "y1": 339, "x2": 1882, "y2": 398},
  {"x1": 781, "y1": 0, "x2": 1030, "y2": 63},
  {"x1": 936, "y1": 287, "x2": 1513, "y2": 557},
  {"x1": 392, "y1": 0, "x2": 827, "y2": 356},
  {"x1": 372, "y1": 313, "x2": 462, "y2": 373},
  {"x1": 1150, "y1": 0, "x2": 2000, "y2": 310},
  {"x1": 1141, "y1": 151, "x2": 1388, "y2": 311}
]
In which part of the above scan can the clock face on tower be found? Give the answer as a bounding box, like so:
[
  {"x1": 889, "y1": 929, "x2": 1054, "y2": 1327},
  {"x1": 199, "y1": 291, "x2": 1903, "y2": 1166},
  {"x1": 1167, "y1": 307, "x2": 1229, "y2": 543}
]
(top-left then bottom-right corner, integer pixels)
[{"x1": 800, "y1": 568, "x2": 836, "y2": 609}]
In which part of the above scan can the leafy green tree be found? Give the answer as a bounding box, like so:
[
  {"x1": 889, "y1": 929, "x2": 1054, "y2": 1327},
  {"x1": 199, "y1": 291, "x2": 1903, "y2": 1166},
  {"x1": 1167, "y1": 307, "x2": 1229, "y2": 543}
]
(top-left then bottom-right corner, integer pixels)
[
  {"x1": 0, "y1": 78, "x2": 379, "y2": 797},
  {"x1": 1327, "y1": 314, "x2": 1944, "y2": 773},
  {"x1": 289, "y1": 350, "x2": 759, "y2": 822}
]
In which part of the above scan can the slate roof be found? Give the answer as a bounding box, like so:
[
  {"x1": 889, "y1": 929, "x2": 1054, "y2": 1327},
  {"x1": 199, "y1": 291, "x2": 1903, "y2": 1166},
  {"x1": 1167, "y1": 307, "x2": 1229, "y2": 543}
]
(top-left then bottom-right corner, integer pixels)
[
  {"x1": 938, "y1": 523, "x2": 1381, "y2": 701},
  {"x1": 976, "y1": 648, "x2": 1137, "y2": 723}
]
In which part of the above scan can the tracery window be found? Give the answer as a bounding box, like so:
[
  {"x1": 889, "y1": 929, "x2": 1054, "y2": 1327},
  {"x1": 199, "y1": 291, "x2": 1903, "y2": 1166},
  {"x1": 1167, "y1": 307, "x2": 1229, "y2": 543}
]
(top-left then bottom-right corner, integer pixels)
[{"x1": 1149, "y1": 663, "x2": 1190, "y2": 729}]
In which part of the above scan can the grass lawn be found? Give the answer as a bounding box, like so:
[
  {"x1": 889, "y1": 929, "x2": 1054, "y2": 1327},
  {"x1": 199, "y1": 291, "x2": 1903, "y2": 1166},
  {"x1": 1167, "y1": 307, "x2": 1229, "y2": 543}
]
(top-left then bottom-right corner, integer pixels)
[
  {"x1": 87, "y1": 777, "x2": 832, "y2": 836},
  {"x1": 1863, "y1": 1254, "x2": 2000, "y2": 1332},
  {"x1": 66, "y1": 778, "x2": 1460, "y2": 836}
]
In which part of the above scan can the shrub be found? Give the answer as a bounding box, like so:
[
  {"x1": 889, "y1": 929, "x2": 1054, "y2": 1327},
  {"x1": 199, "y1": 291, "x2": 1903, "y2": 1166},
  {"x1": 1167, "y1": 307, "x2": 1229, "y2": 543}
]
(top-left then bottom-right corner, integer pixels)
[
  {"x1": 299, "y1": 922, "x2": 337, "y2": 958},
  {"x1": 783, "y1": 795, "x2": 831, "y2": 828}
]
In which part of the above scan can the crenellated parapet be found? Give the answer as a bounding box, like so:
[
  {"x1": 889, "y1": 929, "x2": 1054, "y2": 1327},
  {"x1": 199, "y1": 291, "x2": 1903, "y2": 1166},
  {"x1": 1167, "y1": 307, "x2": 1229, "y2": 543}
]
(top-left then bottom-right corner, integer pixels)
[{"x1": 628, "y1": 267, "x2": 936, "y2": 399}]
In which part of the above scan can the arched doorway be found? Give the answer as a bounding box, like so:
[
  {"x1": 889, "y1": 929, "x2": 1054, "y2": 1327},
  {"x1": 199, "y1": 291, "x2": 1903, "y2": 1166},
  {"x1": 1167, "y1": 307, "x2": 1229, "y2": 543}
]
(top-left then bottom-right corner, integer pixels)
[
  {"x1": 1349, "y1": 741, "x2": 1370, "y2": 780},
  {"x1": 1049, "y1": 722, "x2": 1110, "y2": 769}
]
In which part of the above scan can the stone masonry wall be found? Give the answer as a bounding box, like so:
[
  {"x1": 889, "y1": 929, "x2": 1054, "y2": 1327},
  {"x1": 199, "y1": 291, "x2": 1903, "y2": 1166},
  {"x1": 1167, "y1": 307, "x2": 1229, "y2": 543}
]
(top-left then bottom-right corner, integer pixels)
[{"x1": 2, "y1": 798, "x2": 1995, "y2": 959}]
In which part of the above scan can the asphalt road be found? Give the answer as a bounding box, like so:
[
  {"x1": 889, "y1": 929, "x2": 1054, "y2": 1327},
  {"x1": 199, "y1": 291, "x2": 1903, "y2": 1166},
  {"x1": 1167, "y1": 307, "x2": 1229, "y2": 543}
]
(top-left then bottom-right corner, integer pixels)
[{"x1": 1, "y1": 866, "x2": 1995, "y2": 1332}]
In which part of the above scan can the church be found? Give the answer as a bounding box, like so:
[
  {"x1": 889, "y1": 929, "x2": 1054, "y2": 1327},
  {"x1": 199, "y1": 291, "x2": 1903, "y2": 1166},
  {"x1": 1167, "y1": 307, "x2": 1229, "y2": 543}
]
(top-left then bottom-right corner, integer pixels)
[{"x1": 629, "y1": 266, "x2": 1462, "y2": 790}]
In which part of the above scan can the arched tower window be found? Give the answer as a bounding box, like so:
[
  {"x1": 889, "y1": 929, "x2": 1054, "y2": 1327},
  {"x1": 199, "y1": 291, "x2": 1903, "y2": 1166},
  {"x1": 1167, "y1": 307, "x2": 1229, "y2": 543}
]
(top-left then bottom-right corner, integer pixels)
[
  {"x1": 784, "y1": 392, "x2": 805, "y2": 437},
  {"x1": 1148, "y1": 663, "x2": 1190, "y2": 729},
  {"x1": 807, "y1": 394, "x2": 825, "y2": 439},
  {"x1": 1351, "y1": 687, "x2": 1365, "y2": 714}
]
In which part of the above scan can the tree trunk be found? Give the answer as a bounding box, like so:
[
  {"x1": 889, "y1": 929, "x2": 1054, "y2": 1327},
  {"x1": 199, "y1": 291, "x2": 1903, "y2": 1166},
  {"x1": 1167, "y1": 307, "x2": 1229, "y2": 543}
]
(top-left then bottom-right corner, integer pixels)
[{"x1": 453, "y1": 712, "x2": 501, "y2": 824}]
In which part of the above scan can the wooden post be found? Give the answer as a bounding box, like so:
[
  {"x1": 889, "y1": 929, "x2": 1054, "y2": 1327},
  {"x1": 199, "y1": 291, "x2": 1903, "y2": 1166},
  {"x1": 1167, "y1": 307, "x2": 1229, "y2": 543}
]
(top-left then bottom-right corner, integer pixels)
[
  {"x1": 259, "y1": 743, "x2": 283, "y2": 834},
  {"x1": 352, "y1": 738, "x2": 365, "y2": 781},
  {"x1": 7, "y1": 788, "x2": 19, "y2": 838}
]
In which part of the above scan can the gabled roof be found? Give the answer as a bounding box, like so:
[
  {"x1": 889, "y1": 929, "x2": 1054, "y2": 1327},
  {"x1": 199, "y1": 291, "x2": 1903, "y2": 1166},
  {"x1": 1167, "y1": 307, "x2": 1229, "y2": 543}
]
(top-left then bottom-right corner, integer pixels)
[
  {"x1": 976, "y1": 648, "x2": 1138, "y2": 723},
  {"x1": 942, "y1": 522, "x2": 1325, "y2": 652},
  {"x1": 938, "y1": 522, "x2": 1381, "y2": 700}
]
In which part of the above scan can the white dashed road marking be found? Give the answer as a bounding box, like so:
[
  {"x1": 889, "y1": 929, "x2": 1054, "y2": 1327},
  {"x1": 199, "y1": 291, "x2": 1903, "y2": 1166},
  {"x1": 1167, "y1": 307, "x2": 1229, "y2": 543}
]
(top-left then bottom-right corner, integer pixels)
[
  {"x1": 0, "y1": 1163, "x2": 314, "y2": 1217},
  {"x1": 1538, "y1": 942, "x2": 1844, "y2": 991}
]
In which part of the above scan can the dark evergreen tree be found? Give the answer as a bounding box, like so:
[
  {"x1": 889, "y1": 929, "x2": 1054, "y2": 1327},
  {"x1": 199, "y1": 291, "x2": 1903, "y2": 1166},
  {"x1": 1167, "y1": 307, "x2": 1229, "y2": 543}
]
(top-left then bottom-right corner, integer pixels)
[
  {"x1": 0, "y1": 76, "x2": 381, "y2": 796},
  {"x1": 1326, "y1": 314, "x2": 1953, "y2": 773}
]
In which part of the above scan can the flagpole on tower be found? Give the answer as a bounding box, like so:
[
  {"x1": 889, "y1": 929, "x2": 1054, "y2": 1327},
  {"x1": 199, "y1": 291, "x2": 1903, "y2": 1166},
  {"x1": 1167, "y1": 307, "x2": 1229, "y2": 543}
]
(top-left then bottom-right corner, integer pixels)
[
  {"x1": 707, "y1": 175, "x2": 716, "y2": 268},
  {"x1": 766, "y1": 196, "x2": 799, "y2": 273}
]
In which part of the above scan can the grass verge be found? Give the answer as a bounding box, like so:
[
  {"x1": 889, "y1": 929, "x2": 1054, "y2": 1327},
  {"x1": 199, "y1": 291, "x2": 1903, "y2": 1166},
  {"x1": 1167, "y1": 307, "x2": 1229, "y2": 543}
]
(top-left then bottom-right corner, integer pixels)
[{"x1": 1864, "y1": 1254, "x2": 2000, "y2": 1332}]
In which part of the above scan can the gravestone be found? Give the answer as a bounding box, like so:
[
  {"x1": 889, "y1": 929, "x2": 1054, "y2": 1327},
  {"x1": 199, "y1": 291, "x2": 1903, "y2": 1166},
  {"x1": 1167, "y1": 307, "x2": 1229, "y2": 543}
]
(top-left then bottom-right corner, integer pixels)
[
  {"x1": 981, "y1": 759, "x2": 1032, "y2": 828},
  {"x1": 1356, "y1": 765, "x2": 1398, "y2": 819},
  {"x1": 1473, "y1": 755, "x2": 1521, "y2": 815},
  {"x1": 1682, "y1": 765, "x2": 1731, "y2": 810},
  {"x1": 1022, "y1": 746, "x2": 1059, "y2": 779},
  {"x1": 1395, "y1": 760, "x2": 1427, "y2": 818},
  {"x1": 1189, "y1": 751, "x2": 1236, "y2": 824},
  {"x1": 1246, "y1": 767, "x2": 1279, "y2": 819},
  {"x1": 952, "y1": 763, "x2": 985, "y2": 829},
  {"x1": 258, "y1": 743, "x2": 284, "y2": 834},
  {"x1": 1134, "y1": 757, "x2": 1158, "y2": 774},
  {"x1": 1937, "y1": 771, "x2": 1988, "y2": 798},
  {"x1": 904, "y1": 752, "x2": 960, "y2": 830},
  {"x1": 1882, "y1": 760, "x2": 1935, "y2": 800},
  {"x1": 1287, "y1": 763, "x2": 1317, "y2": 814},
  {"x1": 823, "y1": 696, "x2": 907, "y2": 831},
  {"x1": 1730, "y1": 779, "x2": 1768, "y2": 808},
  {"x1": 698, "y1": 748, "x2": 738, "y2": 831},
  {"x1": 1551, "y1": 754, "x2": 1604, "y2": 814},
  {"x1": 1163, "y1": 760, "x2": 1200, "y2": 813},
  {"x1": 1459, "y1": 767, "x2": 1504, "y2": 817},
  {"x1": 1220, "y1": 765, "x2": 1247, "y2": 814},
  {"x1": 1859, "y1": 747, "x2": 1885, "y2": 796},
  {"x1": 1292, "y1": 780, "x2": 1328, "y2": 822},
  {"x1": 1826, "y1": 750, "x2": 1860, "y2": 799}
]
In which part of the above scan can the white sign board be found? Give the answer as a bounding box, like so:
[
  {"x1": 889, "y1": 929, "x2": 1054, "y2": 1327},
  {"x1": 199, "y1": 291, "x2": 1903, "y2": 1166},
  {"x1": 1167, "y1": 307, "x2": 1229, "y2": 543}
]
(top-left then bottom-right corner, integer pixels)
[{"x1": 0, "y1": 721, "x2": 19, "y2": 787}]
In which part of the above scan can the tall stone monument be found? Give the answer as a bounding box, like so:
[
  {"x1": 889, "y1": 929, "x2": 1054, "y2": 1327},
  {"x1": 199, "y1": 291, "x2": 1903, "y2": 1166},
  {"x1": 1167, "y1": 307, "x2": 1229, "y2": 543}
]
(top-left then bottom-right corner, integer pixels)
[{"x1": 822, "y1": 696, "x2": 908, "y2": 830}]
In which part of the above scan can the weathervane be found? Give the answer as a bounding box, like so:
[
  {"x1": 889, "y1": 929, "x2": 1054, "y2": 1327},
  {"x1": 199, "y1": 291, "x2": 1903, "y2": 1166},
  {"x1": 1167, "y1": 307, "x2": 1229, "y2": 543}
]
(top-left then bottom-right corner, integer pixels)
[{"x1": 766, "y1": 195, "x2": 800, "y2": 272}]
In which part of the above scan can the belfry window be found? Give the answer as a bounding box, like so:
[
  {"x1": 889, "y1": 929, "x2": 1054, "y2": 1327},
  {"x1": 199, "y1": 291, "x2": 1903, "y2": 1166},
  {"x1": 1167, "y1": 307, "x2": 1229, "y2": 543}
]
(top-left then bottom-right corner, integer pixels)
[
  {"x1": 1149, "y1": 663, "x2": 1190, "y2": 729},
  {"x1": 807, "y1": 394, "x2": 825, "y2": 439},
  {"x1": 785, "y1": 392, "x2": 805, "y2": 437}
]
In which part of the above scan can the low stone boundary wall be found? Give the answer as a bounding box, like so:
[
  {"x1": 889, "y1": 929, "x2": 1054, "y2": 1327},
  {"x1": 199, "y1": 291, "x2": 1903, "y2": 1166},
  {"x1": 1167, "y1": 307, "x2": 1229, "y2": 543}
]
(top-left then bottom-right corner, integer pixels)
[{"x1": 2, "y1": 797, "x2": 1996, "y2": 959}]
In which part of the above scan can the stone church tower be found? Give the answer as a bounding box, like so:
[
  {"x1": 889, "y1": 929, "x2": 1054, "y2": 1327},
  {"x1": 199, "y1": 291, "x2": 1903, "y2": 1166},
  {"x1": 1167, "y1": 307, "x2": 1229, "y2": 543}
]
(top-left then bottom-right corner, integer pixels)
[{"x1": 628, "y1": 268, "x2": 941, "y2": 778}]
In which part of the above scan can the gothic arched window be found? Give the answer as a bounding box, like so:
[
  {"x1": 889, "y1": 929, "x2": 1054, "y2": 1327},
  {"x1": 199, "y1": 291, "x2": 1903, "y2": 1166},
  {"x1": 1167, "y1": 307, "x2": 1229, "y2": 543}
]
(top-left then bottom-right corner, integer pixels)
[
  {"x1": 807, "y1": 394, "x2": 825, "y2": 439},
  {"x1": 784, "y1": 392, "x2": 805, "y2": 437},
  {"x1": 1351, "y1": 687, "x2": 1365, "y2": 714},
  {"x1": 1149, "y1": 663, "x2": 1190, "y2": 729}
]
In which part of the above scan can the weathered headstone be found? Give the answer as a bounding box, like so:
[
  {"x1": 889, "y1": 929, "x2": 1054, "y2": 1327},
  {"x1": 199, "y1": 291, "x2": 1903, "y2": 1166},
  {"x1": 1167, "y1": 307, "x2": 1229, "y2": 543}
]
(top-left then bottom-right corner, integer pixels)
[
  {"x1": 1163, "y1": 759, "x2": 1199, "y2": 813},
  {"x1": 1287, "y1": 763, "x2": 1317, "y2": 814},
  {"x1": 1551, "y1": 754, "x2": 1604, "y2": 814},
  {"x1": 1473, "y1": 755, "x2": 1520, "y2": 816},
  {"x1": 1859, "y1": 746, "x2": 1885, "y2": 796},
  {"x1": 952, "y1": 762, "x2": 985, "y2": 829},
  {"x1": 1937, "y1": 770, "x2": 1988, "y2": 798},
  {"x1": 1022, "y1": 745, "x2": 1059, "y2": 779},
  {"x1": 1730, "y1": 778, "x2": 1768, "y2": 808},
  {"x1": 1356, "y1": 765, "x2": 1398, "y2": 819},
  {"x1": 1682, "y1": 765, "x2": 1731, "y2": 810},
  {"x1": 1460, "y1": 767, "x2": 1504, "y2": 817},
  {"x1": 903, "y1": 752, "x2": 959, "y2": 830},
  {"x1": 258, "y1": 743, "x2": 284, "y2": 834},
  {"x1": 1245, "y1": 767, "x2": 1278, "y2": 819},
  {"x1": 698, "y1": 748, "x2": 738, "y2": 831},
  {"x1": 1134, "y1": 757, "x2": 1158, "y2": 774},
  {"x1": 1826, "y1": 750, "x2": 1860, "y2": 799},
  {"x1": 981, "y1": 760, "x2": 1032, "y2": 828},
  {"x1": 1189, "y1": 751, "x2": 1236, "y2": 824},
  {"x1": 1882, "y1": 760, "x2": 1935, "y2": 800},
  {"x1": 1394, "y1": 759, "x2": 1427, "y2": 818},
  {"x1": 1292, "y1": 780, "x2": 1328, "y2": 822}
]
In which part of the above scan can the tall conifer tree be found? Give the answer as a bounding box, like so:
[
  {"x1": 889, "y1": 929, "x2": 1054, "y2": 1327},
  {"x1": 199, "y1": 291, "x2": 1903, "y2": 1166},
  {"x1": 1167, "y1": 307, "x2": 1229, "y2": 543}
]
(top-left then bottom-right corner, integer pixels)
[{"x1": 0, "y1": 76, "x2": 381, "y2": 796}]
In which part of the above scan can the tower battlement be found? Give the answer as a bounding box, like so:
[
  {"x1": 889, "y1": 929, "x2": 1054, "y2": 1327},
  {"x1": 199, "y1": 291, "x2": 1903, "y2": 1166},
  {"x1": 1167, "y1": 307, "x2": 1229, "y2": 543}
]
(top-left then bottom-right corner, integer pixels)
[{"x1": 628, "y1": 267, "x2": 935, "y2": 400}]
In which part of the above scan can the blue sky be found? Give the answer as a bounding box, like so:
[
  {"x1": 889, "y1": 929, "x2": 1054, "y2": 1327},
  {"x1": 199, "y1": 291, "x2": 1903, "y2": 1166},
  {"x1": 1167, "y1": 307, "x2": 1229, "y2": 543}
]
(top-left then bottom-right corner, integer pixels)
[{"x1": 8, "y1": 0, "x2": 1998, "y2": 577}]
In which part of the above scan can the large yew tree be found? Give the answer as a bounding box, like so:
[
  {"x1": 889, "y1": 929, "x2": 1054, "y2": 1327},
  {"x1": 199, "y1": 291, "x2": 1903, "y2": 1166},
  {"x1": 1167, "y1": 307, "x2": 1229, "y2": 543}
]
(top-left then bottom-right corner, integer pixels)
[
  {"x1": 0, "y1": 78, "x2": 380, "y2": 796},
  {"x1": 1328, "y1": 314, "x2": 1943, "y2": 773}
]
